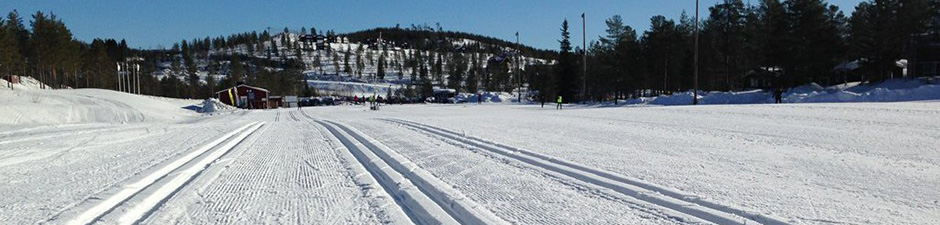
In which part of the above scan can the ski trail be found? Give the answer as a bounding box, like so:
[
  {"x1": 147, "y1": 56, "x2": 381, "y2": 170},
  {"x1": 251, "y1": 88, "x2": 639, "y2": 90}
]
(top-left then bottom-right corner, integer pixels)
[
  {"x1": 67, "y1": 122, "x2": 264, "y2": 225},
  {"x1": 314, "y1": 120, "x2": 460, "y2": 225},
  {"x1": 323, "y1": 120, "x2": 509, "y2": 225},
  {"x1": 385, "y1": 118, "x2": 790, "y2": 225}
]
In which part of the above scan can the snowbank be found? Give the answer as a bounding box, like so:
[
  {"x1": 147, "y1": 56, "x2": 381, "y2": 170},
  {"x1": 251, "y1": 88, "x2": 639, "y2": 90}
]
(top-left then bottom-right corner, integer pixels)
[
  {"x1": 195, "y1": 98, "x2": 237, "y2": 113},
  {"x1": 624, "y1": 77, "x2": 940, "y2": 106},
  {"x1": 1, "y1": 79, "x2": 201, "y2": 128},
  {"x1": 1, "y1": 76, "x2": 47, "y2": 91}
]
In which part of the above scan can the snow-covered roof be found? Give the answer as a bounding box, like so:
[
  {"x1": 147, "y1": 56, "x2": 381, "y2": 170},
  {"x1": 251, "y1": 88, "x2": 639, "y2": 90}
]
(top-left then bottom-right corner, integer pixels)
[{"x1": 215, "y1": 84, "x2": 270, "y2": 94}]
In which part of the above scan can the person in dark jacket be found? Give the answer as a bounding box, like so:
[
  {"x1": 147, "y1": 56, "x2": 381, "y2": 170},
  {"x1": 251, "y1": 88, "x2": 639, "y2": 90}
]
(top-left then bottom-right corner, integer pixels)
[{"x1": 773, "y1": 88, "x2": 784, "y2": 104}]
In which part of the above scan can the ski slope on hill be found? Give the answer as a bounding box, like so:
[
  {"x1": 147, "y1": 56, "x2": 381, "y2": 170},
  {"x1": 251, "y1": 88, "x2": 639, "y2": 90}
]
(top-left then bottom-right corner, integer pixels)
[{"x1": 1, "y1": 83, "x2": 938, "y2": 224}]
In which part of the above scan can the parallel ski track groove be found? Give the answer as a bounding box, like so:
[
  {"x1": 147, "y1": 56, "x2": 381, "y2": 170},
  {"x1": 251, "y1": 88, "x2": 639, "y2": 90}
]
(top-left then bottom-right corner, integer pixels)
[
  {"x1": 323, "y1": 120, "x2": 509, "y2": 225},
  {"x1": 313, "y1": 119, "x2": 461, "y2": 225},
  {"x1": 67, "y1": 122, "x2": 264, "y2": 225},
  {"x1": 385, "y1": 118, "x2": 790, "y2": 225}
]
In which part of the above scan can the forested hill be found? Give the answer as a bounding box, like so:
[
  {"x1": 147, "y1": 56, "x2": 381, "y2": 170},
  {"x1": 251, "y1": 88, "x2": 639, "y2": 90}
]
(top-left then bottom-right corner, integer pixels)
[{"x1": 344, "y1": 27, "x2": 556, "y2": 60}]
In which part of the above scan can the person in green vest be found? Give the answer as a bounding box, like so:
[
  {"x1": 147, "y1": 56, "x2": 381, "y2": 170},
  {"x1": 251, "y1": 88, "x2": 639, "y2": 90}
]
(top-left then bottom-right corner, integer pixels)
[{"x1": 556, "y1": 95, "x2": 563, "y2": 110}]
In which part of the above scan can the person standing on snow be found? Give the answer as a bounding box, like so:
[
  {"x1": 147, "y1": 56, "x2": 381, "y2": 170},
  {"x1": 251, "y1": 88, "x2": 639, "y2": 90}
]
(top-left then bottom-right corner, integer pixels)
[
  {"x1": 556, "y1": 96, "x2": 563, "y2": 110},
  {"x1": 774, "y1": 88, "x2": 784, "y2": 104}
]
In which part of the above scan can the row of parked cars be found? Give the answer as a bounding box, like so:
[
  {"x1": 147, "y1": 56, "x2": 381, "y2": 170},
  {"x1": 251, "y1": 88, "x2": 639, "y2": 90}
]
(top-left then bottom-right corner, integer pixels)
[
  {"x1": 298, "y1": 96, "x2": 432, "y2": 107},
  {"x1": 298, "y1": 97, "x2": 337, "y2": 107}
]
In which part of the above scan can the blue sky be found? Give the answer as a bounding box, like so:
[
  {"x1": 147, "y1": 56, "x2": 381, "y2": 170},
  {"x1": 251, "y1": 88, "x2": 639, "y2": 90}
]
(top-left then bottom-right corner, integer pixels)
[{"x1": 1, "y1": 0, "x2": 863, "y2": 50}]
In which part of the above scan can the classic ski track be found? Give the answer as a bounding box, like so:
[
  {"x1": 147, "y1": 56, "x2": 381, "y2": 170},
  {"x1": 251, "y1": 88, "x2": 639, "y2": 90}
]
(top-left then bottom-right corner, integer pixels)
[
  {"x1": 361, "y1": 122, "x2": 691, "y2": 224},
  {"x1": 299, "y1": 111, "x2": 412, "y2": 224},
  {"x1": 322, "y1": 120, "x2": 510, "y2": 225},
  {"x1": 385, "y1": 118, "x2": 790, "y2": 225},
  {"x1": 66, "y1": 122, "x2": 264, "y2": 225},
  {"x1": 543, "y1": 113, "x2": 938, "y2": 165},
  {"x1": 313, "y1": 119, "x2": 462, "y2": 225},
  {"x1": 288, "y1": 111, "x2": 300, "y2": 121}
]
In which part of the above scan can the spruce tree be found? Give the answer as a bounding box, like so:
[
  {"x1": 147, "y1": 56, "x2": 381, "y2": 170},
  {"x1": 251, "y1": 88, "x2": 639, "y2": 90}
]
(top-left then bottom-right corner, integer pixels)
[{"x1": 377, "y1": 54, "x2": 386, "y2": 80}]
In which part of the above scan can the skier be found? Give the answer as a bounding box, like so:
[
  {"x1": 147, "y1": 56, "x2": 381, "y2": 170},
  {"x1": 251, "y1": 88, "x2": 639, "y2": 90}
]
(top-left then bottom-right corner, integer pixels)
[
  {"x1": 773, "y1": 88, "x2": 783, "y2": 104},
  {"x1": 477, "y1": 93, "x2": 483, "y2": 104},
  {"x1": 556, "y1": 96, "x2": 563, "y2": 110}
]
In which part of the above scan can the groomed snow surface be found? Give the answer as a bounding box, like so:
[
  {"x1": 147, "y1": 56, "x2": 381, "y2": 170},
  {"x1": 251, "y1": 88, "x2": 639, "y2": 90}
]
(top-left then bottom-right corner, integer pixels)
[
  {"x1": 2, "y1": 77, "x2": 939, "y2": 224},
  {"x1": 623, "y1": 77, "x2": 940, "y2": 106}
]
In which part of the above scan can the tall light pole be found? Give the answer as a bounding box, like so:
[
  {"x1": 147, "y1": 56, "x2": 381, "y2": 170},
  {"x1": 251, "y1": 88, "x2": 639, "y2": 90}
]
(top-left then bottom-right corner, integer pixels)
[
  {"x1": 136, "y1": 64, "x2": 141, "y2": 94},
  {"x1": 693, "y1": 0, "x2": 700, "y2": 105},
  {"x1": 127, "y1": 62, "x2": 132, "y2": 93},
  {"x1": 516, "y1": 31, "x2": 521, "y2": 103},
  {"x1": 581, "y1": 13, "x2": 587, "y2": 104},
  {"x1": 116, "y1": 63, "x2": 123, "y2": 92}
]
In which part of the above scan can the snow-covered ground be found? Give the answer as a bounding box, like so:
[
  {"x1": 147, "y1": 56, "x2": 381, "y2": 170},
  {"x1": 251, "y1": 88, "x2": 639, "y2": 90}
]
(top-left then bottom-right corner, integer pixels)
[
  {"x1": 2, "y1": 80, "x2": 939, "y2": 224},
  {"x1": 624, "y1": 77, "x2": 940, "y2": 106}
]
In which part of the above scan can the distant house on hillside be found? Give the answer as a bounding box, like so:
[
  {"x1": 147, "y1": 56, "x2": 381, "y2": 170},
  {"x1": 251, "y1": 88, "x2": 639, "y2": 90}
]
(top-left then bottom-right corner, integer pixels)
[
  {"x1": 216, "y1": 84, "x2": 279, "y2": 109},
  {"x1": 743, "y1": 67, "x2": 783, "y2": 89}
]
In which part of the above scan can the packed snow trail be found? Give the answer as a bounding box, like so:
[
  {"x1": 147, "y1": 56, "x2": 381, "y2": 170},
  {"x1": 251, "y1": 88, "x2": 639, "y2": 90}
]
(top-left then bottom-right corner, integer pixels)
[
  {"x1": 315, "y1": 119, "x2": 459, "y2": 224},
  {"x1": 66, "y1": 122, "x2": 261, "y2": 224},
  {"x1": 5, "y1": 84, "x2": 940, "y2": 224},
  {"x1": 307, "y1": 102, "x2": 940, "y2": 225},
  {"x1": 386, "y1": 118, "x2": 782, "y2": 225},
  {"x1": 328, "y1": 118, "x2": 690, "y2": 224},
  {"x1": 145, "y1": 111, "x2": 401, "y2": 224},
  {"x1": 319, "y1": 120, "x2": 509, "y2": 225}
]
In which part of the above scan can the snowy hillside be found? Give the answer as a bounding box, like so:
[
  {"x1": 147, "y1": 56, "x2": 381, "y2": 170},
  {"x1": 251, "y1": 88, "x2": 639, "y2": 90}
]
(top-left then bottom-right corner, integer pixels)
[{"x1": 159, "y1": 31, "x2": 552, "y2": 96}]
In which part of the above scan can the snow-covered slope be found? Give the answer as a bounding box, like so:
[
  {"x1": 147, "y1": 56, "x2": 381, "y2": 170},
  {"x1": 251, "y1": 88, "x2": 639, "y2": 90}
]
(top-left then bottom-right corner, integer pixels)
[{"x1": 1, "y1": 78, "x2": 201, "y2": 128}]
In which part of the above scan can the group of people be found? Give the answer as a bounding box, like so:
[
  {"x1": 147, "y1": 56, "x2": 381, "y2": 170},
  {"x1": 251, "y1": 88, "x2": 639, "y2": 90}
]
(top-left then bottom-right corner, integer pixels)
[{"x1": 352, "y1": 94, "x2": 381, "y2": 110}]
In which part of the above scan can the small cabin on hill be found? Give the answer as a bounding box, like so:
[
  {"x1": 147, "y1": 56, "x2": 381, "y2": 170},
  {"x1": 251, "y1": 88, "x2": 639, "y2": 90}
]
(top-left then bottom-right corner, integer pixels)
[{"x1": 216, "y1": 84, "x2": 277, "y2": 109}]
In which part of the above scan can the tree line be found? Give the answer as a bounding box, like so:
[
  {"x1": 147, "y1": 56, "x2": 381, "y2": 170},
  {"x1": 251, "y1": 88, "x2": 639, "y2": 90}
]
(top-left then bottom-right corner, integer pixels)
[{"x1": 547, "y1": 0, "x2": 940, "y2": 103}]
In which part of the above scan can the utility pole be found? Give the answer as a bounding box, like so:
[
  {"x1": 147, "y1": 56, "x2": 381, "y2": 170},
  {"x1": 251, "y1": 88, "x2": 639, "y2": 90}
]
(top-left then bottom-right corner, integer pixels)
[
  {"x1": 117, "y1": 63, "x2": 123, "y2": 92},
  {"x1": 516, "y1": 31, "x2": 521, "y2": 103},
  {"x1": 693, "y1": 0, "x2": 700, "y2": 105},
  {"x1": 127, "y1": 62, "x2": 133, "y2": 93},
  {"x1": 581, "y1": 13, "x2": 587, "y2": 103},
  {"x1": 136, "y1": 64, "x2": 141, "y2": 94}
]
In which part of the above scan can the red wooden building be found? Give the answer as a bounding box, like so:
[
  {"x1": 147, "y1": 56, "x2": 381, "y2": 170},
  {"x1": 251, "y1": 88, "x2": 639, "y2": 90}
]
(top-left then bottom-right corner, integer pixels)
[{"x1": 216, "y1": 84, "x2": 277, "y2": 109}]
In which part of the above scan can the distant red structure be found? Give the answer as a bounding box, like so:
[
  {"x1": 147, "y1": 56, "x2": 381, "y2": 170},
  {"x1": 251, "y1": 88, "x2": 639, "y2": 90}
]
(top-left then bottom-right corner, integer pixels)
[{"x1": 216, "y1": 84, "x2": 278, "y2": 109}]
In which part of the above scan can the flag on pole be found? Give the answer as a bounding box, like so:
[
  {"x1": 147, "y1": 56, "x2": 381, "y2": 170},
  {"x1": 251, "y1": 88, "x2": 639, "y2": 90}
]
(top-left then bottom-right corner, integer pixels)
[{"x1": 581, "y1": 13, "x2": 585, "y2": 18}]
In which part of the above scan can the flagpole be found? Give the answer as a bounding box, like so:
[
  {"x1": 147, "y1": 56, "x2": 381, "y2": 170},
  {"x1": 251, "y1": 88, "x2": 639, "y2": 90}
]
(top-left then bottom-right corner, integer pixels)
[
  {"x1": 693, "y1": 0, "x2": 700, "y2": 105},
  {"x1": 581, "y1": 13, "x2": 587, "y2": 104}
]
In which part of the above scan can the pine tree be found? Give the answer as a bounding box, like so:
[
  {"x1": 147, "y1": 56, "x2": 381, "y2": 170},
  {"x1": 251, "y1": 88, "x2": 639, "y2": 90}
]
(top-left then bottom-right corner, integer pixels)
[
  {"x1": 447, "y1": 52, "x2": 466, "y2": 93},
  {"x1": 182, "y1": 39, "x2": 200, "y2": 98},
  {"x1": 466, "y1": 52, "x2": 479, "y2": 93},
  {"x1": 783, "y1": 0, "x2": 846, "y2": 86},
  {"x1": 355, "y1": 44, "x2": 364, "y2": 77},
  {"x1": 377, "y1": 54, "x2": 386, "y2": 80},
  {"x1": 5, "y1": 10, "x2": 29, "y2": 77},
  {"x1": 170, "y1": 43, "x2": 181, "y2": 80},
  {"x1": 230, "y1": 55, "x2": 243, "y2": 85},
  {"x1": 555, "y1": 19, "x2": 576, "y2": 101},
  {"x1": 851, "y1": 0, "x2": 937, "y2": 80},
  {"x1": 433, "y1": 52, "x2": 443, "y2": 85},
  {"x1": 706, "y1": 0, "x2": 748, "y2": 90},
  {"x1": 1, "y1": 17, "x2": 26, "y2": 87}
]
